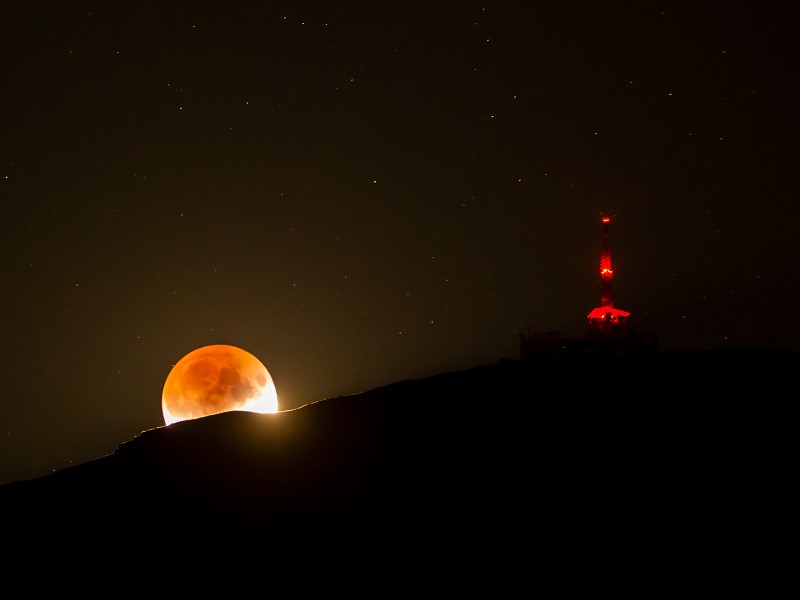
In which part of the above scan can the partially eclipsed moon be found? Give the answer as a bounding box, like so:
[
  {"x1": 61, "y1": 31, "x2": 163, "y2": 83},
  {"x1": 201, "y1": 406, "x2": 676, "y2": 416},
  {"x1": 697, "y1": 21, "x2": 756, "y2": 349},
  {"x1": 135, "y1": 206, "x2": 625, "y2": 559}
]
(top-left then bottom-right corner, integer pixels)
[{"x1": 162, "y1": 344, "x2": 278, "y2": 426}]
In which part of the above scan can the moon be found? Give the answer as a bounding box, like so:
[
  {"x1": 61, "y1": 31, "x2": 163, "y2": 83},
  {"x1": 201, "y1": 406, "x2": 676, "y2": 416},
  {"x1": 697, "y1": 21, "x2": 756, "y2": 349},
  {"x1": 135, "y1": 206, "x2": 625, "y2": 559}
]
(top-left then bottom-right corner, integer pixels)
[{"x1": 162, "y1": 344, "x2": 278, "y2": 426}]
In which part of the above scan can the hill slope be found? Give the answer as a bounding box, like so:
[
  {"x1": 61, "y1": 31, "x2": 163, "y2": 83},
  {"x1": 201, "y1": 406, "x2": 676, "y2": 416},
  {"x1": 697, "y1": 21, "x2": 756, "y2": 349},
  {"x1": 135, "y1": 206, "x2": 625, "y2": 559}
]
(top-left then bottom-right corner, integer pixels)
[{"x1": 0, "y1": 351, "x2": 792, "y2": 580}]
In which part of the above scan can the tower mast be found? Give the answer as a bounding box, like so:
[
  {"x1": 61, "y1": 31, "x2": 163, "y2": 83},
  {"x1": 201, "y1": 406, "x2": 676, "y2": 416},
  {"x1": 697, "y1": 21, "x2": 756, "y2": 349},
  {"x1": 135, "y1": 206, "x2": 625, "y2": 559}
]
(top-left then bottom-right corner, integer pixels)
[
  {"x1": 587, "y1": 215, "x2": 630, "y2": 330},
  {"x1": 599, "y1": 216, "x2": 614, "y2": 309},
  {"x1": 519, "y1": 213, "x2": 657, "y2": 357}
]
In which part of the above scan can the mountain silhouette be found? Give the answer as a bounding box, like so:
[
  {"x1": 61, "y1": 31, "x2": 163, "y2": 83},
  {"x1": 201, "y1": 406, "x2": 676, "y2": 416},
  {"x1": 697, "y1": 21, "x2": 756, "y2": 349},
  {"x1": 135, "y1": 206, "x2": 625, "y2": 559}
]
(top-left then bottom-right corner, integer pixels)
[{"x1": 0, "y1": 350, "x2": 792, "y2": 582}]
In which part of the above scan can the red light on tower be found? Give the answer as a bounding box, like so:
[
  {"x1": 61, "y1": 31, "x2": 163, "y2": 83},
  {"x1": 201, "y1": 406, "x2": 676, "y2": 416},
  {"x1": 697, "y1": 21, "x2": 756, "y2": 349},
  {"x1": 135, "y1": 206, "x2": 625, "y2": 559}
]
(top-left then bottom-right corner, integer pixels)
[
  {"x1": 587, "y1": 215, "x2": 630, "y2": 326},
  {"x1": 520, "y1": 212, "x2": 657, "y2": 358},
  {"x1": 599, "y1": 216, "x2": 614, "y2": 306}
]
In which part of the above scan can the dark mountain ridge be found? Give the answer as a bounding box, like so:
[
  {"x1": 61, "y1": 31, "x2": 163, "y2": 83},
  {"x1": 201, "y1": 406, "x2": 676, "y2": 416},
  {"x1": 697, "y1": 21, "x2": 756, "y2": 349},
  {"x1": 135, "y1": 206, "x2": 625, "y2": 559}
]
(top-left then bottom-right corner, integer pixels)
[{"x1": 0, "y1": 349, "x2": 792, "y2": 580}]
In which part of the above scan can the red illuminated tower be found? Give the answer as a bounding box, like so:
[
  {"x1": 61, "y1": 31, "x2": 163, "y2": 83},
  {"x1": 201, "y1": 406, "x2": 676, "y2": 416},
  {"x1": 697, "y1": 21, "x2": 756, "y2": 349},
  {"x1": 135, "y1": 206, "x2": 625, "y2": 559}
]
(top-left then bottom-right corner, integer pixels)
[
  {"x1": 586, "y1": 215, "x2": 630, "y2": 333},
  {"x1": 519, "y1": 214, "x2": 657, "y2": 358}
]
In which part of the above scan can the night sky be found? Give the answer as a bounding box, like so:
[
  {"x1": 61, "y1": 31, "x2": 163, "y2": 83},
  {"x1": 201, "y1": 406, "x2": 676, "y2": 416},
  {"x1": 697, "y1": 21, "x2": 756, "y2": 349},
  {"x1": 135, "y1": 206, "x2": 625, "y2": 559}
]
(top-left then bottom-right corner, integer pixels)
[{"x1": 1, "y1": 2, "x2": 797, "y2": 485}]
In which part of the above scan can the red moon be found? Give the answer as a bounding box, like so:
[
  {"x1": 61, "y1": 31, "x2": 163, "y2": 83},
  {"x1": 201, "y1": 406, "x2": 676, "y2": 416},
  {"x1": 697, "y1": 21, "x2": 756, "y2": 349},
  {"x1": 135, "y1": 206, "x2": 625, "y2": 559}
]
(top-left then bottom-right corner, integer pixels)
[{"x1": 162, "y1": 344, "x2": 278, "y2": 426}]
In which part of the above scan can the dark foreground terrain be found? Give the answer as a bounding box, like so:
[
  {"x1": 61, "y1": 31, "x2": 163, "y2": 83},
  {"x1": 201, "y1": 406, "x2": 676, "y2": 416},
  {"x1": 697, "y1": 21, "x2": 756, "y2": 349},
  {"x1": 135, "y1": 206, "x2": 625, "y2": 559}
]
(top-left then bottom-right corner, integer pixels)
[{"x1": 1, "y1": 348, "x2": 793, "y2": 584}]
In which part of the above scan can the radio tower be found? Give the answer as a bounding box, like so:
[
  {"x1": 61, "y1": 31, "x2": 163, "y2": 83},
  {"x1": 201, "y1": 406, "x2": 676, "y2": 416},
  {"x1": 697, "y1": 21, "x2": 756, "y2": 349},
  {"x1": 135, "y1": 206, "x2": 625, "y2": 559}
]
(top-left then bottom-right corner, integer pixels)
[
  {"x1": 518, "y1": 213, "x2": 657, "y2": 358},
  {"x1": 586, "y1": 215, "x2": 631, "y2": 337}
]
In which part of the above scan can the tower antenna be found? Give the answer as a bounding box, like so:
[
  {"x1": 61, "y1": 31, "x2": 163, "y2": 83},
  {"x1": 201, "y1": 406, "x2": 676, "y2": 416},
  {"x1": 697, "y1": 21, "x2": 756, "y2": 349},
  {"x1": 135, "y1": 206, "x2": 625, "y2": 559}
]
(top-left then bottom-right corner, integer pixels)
[{"x1": 586, "y1": 215, "x2": 630, "y2": 333}]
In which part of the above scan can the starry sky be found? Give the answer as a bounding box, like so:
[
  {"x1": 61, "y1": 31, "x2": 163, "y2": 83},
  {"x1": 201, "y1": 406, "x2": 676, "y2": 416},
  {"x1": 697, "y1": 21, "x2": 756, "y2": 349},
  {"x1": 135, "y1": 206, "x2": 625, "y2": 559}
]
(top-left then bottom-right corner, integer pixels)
[{"x1": 1, "y1": 1, "x2": 797, "y2": 485}]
